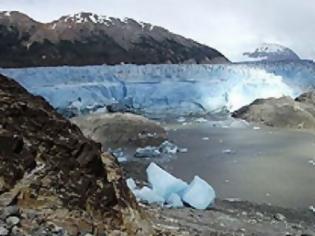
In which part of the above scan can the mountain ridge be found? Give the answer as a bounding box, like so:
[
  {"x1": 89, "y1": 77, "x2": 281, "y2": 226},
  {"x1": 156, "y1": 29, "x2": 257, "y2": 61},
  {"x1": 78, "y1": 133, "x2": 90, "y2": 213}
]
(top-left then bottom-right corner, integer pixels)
[{"x1": 0, "y1": 11, "x2": 229, "y2": 67}]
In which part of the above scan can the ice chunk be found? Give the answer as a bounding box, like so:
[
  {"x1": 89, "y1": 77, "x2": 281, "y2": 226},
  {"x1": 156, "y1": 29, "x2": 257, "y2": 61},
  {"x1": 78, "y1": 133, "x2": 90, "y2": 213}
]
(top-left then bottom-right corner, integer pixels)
[
  {"x1": 166, "y1": 193, "x2": 184, "y2": 208},
  {"x1": 177, "y1": 117, "x2": 186, "y2": 123},
  {"x1": 182, "y1": 176, "x2": 216, "y2": 210},
  {"x1": 134, "y1": 146, "x2": 161, "y2": 158},
  {"x1": 202, "y1": 137, "x2": 209, "y2": 141},
  {"x1": 159, "y1": 141, "x2": 178, "y2": 154},
  {"x1": 110, "y1": 148, "x2": 128, "y2": 162},
  {"x1": 178, "y1": 147, "x2": 188, "y2": 153},
  {"x1": 133, "y1": 187, "x2": 164, "y2": 205},
  {"x1": 146, "y1": 163, "x2": 188, "y2": 199},
  {"x1": 126, "y1": 178, "x2": 137, "y2": 191},
  {"x1": 195, "y1": 117, "x2": 208, "y2": 123}
]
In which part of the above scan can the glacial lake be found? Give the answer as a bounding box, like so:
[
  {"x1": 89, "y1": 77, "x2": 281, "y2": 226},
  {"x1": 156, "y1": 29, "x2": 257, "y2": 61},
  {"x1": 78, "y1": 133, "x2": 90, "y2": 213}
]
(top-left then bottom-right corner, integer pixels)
[{"x1": 161, "y1": 121, "x2": 315, "y2": 210}]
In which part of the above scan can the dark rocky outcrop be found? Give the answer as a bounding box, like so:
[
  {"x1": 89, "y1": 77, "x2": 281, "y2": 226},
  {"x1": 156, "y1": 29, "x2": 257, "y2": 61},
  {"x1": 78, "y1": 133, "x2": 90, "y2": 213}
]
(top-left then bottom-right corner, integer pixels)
[
  {"x1": 232, "y1": 91, "x2": 315, "y2": 130},
  {"x1": 0, "y1": 74, "x2": 151, "y2": 235},
  {"x1": 0, "y1": 11, "x2": 229, "y2": 68}
]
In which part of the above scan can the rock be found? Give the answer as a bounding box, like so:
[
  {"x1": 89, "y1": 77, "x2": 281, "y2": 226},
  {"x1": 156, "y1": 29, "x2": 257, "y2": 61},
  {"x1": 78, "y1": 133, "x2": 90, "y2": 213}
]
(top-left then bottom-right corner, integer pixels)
[
  {"x1": 0, "y1": 206, "x2": 19, "y2": 220},
  {"x1": 71, "y1": 112, "x2": 167, "y2": 149},
  {"x1": 0, "y1": 74, "x2": 152, "y2": 235},
  {"x1": 274, "y1": 213, "x2": 286, "y2": 221},
  {"x1": 0, "y1": 227, "x2": 8, "y2": 236},
  {"x1": 11, "y1": 226, "x2": 25, "y2": 236},
  {"x1": 232, "y1": 94, "x2": 315, "y2": 130},
  {"x1": 5, "y1": 216, "x2": 20, "y2": 227}
]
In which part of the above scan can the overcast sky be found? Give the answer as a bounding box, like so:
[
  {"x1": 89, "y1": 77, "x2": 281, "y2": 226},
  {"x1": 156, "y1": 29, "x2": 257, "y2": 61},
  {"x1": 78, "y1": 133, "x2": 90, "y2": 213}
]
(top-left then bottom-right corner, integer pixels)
[{"x1": 1, "y1": 0, "x2": 314, "y2": 61}]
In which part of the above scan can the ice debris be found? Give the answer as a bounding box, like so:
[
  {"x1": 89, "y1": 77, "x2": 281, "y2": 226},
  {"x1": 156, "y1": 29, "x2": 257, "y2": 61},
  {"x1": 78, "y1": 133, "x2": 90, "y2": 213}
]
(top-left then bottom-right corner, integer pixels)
[
  {"x1": 134, "y1": 146, "x2": 161, "y2": 158},
  {"x1": 182, "y1": 176, "x2": 216, "y2": 210},
  {"x1": 146, "y1": 162, "x2": 188, "y2": 199},
  {"x1": 109, "y1": 148, "x2": 128, "y2": 162},
  {"x1": 134, "y1": 141, "x2": 186, "y2": 158},
  {"x1": 126, "y1": 162, "x2": 215, "y2": 209}
]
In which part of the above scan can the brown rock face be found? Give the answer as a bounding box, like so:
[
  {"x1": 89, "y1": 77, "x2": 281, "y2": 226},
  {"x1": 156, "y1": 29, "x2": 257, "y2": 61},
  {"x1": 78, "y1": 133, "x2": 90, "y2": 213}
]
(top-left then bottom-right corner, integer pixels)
[
  {"x1": 0, "y1": 74, "x2": 151, "y2": 234},
  {"x1": 232, "y1": 92, "x2": 315, "y2": 130}
]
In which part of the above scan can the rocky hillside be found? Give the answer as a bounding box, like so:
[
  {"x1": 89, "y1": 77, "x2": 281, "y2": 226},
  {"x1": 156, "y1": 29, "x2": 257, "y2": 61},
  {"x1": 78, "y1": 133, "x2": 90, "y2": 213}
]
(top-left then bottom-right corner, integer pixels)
[
  {"x1": 232, "y1": 91, "x2": 315, "y2": 130},
  {"x1": 0, "y1": 11, "x2": 229, "y2": 68},
  {"x1": 0, "y1": 74, "x2": 151, "y2": 235}
]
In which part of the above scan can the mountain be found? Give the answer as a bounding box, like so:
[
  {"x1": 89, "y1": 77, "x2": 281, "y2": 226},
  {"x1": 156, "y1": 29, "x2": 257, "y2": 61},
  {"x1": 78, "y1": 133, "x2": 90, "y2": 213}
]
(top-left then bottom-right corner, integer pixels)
[
  {"x1": 242, "y1": 43, "x2": 301, "y2": 62},
  {"x1": 0, "y1": 11, "x2": 229, "y2": 68}
]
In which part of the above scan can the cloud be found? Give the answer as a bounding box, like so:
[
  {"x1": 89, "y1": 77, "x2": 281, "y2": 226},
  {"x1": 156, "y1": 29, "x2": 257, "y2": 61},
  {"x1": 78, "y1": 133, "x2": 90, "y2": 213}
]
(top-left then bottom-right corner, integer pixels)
[{"x1": 1, "y1": 0, "x2": 314, "y2": 61}]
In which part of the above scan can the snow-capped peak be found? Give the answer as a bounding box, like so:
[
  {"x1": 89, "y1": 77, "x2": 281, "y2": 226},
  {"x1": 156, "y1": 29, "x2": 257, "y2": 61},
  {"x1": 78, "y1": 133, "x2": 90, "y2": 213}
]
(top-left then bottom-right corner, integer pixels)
[
  {"x1": 256, "y1": 43, "x2": 287, "y2": 54},
  {"x1": 243, "y1": 43, "x2": 301, "y2": 62},
  {"x1": 63, "y1": 12, "x2": 113, "y2": 26},
  {"x1": 61, "y1": 12, "x2": 156, "y2": 30}
]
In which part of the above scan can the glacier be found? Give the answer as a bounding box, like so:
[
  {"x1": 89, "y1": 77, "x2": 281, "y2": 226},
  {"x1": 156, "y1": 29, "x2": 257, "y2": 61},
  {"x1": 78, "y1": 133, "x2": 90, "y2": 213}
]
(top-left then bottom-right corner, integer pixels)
[{"x1": 1, "y1": 61, "x2": 315, "y2": 117}]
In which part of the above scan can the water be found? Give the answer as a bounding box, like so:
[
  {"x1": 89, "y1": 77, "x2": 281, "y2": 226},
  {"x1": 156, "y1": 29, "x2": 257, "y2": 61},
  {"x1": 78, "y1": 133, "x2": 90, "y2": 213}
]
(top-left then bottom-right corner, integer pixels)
[{"x1": 163, "y1": 122, "x2": 315, "y2": 209}]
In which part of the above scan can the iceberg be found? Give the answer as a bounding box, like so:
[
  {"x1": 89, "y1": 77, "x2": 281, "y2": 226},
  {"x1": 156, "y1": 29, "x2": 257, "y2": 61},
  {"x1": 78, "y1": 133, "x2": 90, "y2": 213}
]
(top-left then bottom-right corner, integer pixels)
[
  {"x1": 166, "y1": 193, "x2": 184, "y2": 208},
  {"x1": 182, "y1": 176, "x2": 216, "y2": 210},
  {"x1": 133, "y1": 187, "x2": 164, "y2": 205},
  {"x1": 146, "y1": 163, "x2": 188, "y2": 199},
  {"x1": 126, "y1": 178, "x2": 137, "y2": 191},
  {"x1": 126, "y1": 162, "x2": 216, "y2": 210}
]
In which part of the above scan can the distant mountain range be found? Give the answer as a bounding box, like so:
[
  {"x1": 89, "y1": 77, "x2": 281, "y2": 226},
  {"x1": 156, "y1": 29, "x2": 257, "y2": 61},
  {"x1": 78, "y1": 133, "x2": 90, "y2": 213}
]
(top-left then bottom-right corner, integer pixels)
[
  {"x1": 243, "y1": 43, "x2": 301, "y2": 62},
  {"x1": 0, "y1": 11, "x2": 229, "y2": 67}
]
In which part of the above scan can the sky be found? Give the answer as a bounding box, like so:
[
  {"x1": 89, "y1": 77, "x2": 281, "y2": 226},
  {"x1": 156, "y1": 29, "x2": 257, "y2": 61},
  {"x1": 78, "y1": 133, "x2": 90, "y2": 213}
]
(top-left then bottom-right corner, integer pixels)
[{"x1": 1, "y1": 0, "x2": 314, "y2": 61}]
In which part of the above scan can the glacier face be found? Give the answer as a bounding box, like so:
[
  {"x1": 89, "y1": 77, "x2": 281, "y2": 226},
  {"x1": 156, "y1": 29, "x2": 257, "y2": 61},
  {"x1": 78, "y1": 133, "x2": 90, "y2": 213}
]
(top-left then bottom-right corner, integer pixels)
[{"x1": 1, "y1": 61, "x2": 315, "y2": 117}]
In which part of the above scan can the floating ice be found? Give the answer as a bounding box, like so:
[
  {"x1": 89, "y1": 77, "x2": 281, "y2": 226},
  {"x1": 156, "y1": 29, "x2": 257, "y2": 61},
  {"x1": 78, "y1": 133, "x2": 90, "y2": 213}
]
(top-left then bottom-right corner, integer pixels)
[
  {"x1": 195, "y1": 117, "x2": 208, "y2": 123},
  {"x1": 182, "y1": 176, "x2": 216, "y2": 210},
  {"x1": 110, "y1": 148, "x2": 128, "y2": 162},
  {"x1": 159, "y1": 141, "x2": 178, "y2": 154},
  {"x1": 134, "y1": 141, "x2": 183, "y2": 158},
  {"x1": 134, "y1": 146, "x2": 161, "y2": 158},
  {"x1": 178, "y1": 147, "x2": 188, "y2": 153},
  {"x1": 202, "y1": 137, "x2": 209, "y2": 141},
  {"x1": 222, "y1": 149, "x2": 234, "y2": 154},
  {"x1": 146, "y1": 163, "x2": 188, "y2": 199}
]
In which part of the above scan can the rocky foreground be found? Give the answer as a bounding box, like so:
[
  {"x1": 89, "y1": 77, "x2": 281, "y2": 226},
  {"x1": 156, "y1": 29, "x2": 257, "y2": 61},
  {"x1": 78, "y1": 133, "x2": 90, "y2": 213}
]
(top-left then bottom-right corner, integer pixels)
[
  {"x1": 0, "y1": 74, "x2": 153, "y2": 235},
  {"x1": 232, "y1": 91, "x2": 315, "y2": 130}
]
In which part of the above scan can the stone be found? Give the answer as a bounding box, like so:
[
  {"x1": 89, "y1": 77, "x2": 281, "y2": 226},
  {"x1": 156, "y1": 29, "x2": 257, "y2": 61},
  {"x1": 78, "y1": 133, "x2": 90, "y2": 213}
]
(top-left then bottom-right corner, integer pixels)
[
  {"x1": 0, "y1": 227, "x2": 8, "y2": 236},
  {"x1": 6, "y1": 216, "x2": 20, "y2": 227},
  {"x1": 274, "y1": 213, "x2": 286, "y2": 221},
  {"x1": 0, "y1": 206, "x2": 19, "y2": 220}
]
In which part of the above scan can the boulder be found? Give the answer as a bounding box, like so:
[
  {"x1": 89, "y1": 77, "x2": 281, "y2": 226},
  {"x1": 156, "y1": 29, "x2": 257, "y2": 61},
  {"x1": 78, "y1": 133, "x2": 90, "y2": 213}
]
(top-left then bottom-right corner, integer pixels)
[
  {"x1": 232, "y1": 93, "x2": 315, "y2": 130},
  {"x1": 71, "y1": 112, "x2": 167, "y2": 149}
]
